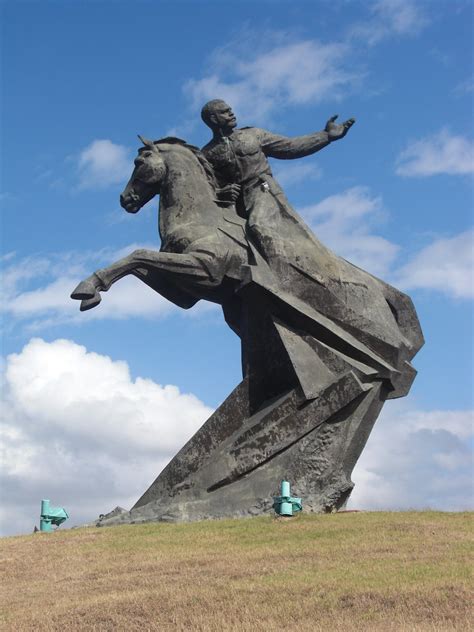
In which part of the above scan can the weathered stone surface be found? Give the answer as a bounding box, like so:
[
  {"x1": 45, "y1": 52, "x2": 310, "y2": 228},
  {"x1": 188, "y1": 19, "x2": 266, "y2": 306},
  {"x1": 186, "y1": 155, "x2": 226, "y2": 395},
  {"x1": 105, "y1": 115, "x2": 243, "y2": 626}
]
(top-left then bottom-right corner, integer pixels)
[{"x1": 72, "y1": 100, "x2": 423, "y2": 527}]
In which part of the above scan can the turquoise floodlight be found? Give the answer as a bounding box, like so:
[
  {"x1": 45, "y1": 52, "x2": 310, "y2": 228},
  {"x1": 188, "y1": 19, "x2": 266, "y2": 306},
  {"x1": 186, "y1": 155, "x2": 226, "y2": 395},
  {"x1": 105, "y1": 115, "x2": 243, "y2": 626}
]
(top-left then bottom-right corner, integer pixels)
[
  {"x1": 273, "y1": 480, "x2": 302, "y2": 517},
  {"x1": 40, "y1": 499, "x2": 69, "y2": 532}
]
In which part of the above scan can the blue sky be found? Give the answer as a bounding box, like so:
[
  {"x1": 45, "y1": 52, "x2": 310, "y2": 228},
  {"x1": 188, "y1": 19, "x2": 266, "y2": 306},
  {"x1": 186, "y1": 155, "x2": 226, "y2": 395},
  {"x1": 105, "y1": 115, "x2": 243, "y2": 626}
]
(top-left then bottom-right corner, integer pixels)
[{"x1": 1, "y1": 0, "x2": 473, "y2": 535}]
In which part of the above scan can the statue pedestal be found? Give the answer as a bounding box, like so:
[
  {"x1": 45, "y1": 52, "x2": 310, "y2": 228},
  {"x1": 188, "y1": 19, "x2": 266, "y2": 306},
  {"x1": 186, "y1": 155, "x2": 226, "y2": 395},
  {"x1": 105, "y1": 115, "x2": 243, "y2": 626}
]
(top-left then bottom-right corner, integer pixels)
[
  {"x1": 99, "y1": 371, "x2": 387, "y2": 527},
  {"x1": 97, "y1": 271, "x2": 417, "y2": 528}
]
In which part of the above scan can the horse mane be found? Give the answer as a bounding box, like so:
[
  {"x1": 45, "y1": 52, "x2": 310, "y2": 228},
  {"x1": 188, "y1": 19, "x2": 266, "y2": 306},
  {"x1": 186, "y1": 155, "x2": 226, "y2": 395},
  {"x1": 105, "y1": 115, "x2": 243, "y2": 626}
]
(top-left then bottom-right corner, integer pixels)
[{"x1": 154, "y1": 136, "x2": 218, "y2": 193}]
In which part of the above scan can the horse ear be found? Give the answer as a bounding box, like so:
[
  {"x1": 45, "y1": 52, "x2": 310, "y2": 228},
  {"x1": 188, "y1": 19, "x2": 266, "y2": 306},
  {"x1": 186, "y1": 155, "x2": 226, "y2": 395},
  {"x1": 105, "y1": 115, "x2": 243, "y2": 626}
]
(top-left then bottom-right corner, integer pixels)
[{"x1": 138, "y1": 135, "x2": 160, "y2": 152}]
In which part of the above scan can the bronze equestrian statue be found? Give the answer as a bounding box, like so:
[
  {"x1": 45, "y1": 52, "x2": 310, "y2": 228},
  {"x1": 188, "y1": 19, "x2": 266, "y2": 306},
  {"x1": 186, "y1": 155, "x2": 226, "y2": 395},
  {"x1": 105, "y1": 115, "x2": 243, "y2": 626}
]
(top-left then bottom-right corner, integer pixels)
[{"x1": 71, "y1": 101, "x2": 423, "y2": 524}]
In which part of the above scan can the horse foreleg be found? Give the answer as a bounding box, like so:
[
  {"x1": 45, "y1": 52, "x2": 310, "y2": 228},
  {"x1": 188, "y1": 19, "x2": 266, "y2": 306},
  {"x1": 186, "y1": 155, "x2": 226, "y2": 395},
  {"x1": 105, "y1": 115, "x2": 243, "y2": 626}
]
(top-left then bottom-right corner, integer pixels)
[{"x1": 71, "y1": 248, "x2": 214, "y2": 310}]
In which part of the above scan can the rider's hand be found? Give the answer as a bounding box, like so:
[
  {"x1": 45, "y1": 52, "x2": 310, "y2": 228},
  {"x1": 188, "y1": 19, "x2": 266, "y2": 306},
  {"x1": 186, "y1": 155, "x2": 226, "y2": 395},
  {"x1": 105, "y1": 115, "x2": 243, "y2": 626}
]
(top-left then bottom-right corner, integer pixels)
[
  {"x1": 218, "y1": 184, "x2": 241, "y2": 203},
  {"x1": 325, "y1": 114, "x2": 355, "y2": 141}
]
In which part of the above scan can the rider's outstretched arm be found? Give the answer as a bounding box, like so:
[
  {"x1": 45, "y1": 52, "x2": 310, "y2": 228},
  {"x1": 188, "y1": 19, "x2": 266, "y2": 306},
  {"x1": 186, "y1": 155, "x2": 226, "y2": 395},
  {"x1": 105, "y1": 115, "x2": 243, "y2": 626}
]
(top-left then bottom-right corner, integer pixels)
[{"x1": 256, "y1": 115, "x2": 355, "y2": 160}]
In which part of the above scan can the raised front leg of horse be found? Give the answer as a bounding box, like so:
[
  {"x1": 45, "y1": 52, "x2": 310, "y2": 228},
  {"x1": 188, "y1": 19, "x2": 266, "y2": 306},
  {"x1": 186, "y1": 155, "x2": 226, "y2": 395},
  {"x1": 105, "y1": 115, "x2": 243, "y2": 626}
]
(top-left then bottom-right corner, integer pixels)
[{"x1": 71, "y1": 248, "x2": 221, "y2": 311}]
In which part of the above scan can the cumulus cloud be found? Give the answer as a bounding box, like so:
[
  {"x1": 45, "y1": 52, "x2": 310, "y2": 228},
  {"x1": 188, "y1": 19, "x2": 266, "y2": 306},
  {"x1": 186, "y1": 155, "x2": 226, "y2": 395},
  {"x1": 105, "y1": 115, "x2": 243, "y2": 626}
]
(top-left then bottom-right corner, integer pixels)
[
  {"x1": 297, "y1": 188, "x2": 473, "y2": 299},
  {"x1": 0, "y1": 246, "x2": 184, "y2": 330},
  {"x1": 396, "y1": 129, "x2": 474, "y2": 177},
  {"x1": 1, "y1": 338, "x2": 213, "y2": 536},
  {"x1": 185, "y1": 37, "x2": 359, "y2": 124},
  {"x1": 3, "y1": 208, "x2": 470, "y2": 339},
  {"x1": 394, "y1": 229, "x2": 474, "y2": 299},
  {"x1": 2, "y1": 339, "x2": 471, "y2": 535},
  {"x1": 299, "y1": 186, "x2": 400, "y2": 278},
  {"x1": 349, "y1": 401, "x2": 473, "y2": 511},
  {"x1": 77, "y1": 139, "x2": 132, "y2": 189}
]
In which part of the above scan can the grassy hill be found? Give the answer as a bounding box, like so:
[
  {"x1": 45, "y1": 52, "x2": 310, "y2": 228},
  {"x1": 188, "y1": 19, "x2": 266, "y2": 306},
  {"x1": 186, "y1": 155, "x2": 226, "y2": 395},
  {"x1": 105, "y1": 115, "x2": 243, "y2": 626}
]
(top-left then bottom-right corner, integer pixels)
[{"x1": 1, "y1": 511, "x2": 472, "y2": 631}]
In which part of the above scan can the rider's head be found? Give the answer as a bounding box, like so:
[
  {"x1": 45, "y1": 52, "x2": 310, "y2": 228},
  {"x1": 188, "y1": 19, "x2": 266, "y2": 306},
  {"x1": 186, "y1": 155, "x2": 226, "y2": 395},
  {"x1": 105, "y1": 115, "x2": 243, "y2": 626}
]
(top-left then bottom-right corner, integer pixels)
[{"x1": 201, "y1": 100, "x2": 237, "y2": 133}]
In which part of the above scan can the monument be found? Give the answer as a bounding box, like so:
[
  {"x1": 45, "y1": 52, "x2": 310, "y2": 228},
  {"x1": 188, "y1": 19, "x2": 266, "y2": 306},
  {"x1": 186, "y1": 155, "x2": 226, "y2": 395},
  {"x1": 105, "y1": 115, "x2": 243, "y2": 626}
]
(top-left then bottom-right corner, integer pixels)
[{"x1": 72, "y1": 100, "x2": 423, "y2": 525}]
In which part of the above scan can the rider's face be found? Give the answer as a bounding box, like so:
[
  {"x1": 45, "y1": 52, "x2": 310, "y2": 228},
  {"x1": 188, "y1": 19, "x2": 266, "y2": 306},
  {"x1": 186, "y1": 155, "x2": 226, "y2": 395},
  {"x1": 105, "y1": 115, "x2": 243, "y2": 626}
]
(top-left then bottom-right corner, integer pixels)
[{"x1": 210, "y1": 103, "x2": 237, "y2": 131}]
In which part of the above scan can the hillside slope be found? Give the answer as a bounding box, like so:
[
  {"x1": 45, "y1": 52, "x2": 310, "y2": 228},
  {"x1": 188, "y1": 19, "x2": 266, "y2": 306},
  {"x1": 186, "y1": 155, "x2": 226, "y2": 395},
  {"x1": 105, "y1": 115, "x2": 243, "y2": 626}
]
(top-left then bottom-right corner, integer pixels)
[{"x1": 1, "y1": 512, "x2": 472, "y2": 631}]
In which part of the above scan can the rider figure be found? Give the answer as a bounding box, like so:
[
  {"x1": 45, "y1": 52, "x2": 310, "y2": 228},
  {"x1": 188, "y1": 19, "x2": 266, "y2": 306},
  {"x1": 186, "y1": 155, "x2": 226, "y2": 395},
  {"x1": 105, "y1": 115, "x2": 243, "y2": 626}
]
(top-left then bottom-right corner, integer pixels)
[
  {"x1": 200, "y1": 99, "x2": 355, "y2": 277},
  {"x1": 200, "y1": 99, "x2": 355, "y2": 219}
]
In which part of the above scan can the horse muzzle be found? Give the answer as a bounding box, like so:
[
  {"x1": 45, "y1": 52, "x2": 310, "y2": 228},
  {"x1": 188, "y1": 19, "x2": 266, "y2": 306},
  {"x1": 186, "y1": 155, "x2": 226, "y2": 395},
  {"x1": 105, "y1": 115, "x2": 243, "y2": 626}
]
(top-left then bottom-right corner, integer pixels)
[{"x1": 120, "y1": 192, "x2": 140, "y2": 213}]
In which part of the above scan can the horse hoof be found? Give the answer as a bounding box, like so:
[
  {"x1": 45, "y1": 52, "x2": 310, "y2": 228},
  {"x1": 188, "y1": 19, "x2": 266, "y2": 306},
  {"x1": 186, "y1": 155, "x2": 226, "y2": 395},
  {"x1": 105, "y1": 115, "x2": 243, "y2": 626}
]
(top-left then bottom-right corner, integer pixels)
[
  {"x1": 71, "y1": 280, "x2": 97, "y2": 300},
  {"x1": 80, "y1": 293, "x2": 101, "y2": 311}
]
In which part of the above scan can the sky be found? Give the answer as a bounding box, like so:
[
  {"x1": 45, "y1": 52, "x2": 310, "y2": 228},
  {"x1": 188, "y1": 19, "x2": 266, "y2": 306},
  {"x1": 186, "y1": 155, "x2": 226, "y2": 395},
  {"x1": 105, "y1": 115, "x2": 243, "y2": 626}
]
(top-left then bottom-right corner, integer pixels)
[{"x1": 1, "y1": 0, "x2": 473, "y2": 536}]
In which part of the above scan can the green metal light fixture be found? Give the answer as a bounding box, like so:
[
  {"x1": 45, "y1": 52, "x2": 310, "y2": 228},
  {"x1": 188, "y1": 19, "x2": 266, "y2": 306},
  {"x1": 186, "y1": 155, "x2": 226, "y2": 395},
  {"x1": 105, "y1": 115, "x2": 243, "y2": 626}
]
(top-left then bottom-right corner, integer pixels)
[
  {"x1": 273, "y1": 481, "x2": 302, "y2": 517},
  {"x1": 40, "y1": 499, "x2": 69, "y2": 532}
]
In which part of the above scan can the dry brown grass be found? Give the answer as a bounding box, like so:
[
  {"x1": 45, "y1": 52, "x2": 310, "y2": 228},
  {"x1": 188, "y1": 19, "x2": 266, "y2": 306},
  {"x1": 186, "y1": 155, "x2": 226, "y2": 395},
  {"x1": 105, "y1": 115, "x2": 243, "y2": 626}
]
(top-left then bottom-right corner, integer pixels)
[{"x1": 0, "y1": 512, "x2": 472, "y2": 631}]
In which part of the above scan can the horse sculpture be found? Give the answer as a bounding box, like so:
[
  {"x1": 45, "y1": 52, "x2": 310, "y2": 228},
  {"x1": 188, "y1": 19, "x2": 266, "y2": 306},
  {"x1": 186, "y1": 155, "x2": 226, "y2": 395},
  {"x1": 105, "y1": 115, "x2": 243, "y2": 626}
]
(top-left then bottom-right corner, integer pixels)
[
  {"x1": 72, "y1": 137, "x2": 249, "y2": 327},
  {"x1": 72, "y1": 136, "x2": 424, "y2": 524}
]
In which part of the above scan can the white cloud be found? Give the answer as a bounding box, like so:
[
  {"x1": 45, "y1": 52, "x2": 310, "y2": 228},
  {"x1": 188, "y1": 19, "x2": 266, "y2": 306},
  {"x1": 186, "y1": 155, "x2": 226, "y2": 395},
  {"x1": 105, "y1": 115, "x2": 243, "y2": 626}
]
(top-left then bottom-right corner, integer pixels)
[
  {"x1": 394, "y1": 229, "x2": 474, "y2": 299},
  {"x1": 272, "y1": 161, "x2": 322, "y2": 188},
  {"x1": 77, "y1": 139, "x2": 132, "y2": 189},
  {"x1": 299, "y1": 186, "x2": 400, "y2": 277},
  {"x1": 185, "y1": 38, "x2": 359, "y2": 125},
  {"x1": 4, "y1": 210, "x2": 470, "y2": 339},
  {"x1": 396, "y1": 129, "x2": 474, "y2": 177},
  {"x1": 454, "y1": 77, "x2": 474, "y2": 96},
  {"x1": 1, "y1": 338, "x2": 213, "y2": 535},
  {"x1": 349, "y1": 0, "x2": 427, "y2": 46},
  {"x1": 349, "y1": 400, "x2": 473, "y2": 511},
  {"x1": 1, "y1": 251, "x2": 16, "y2": 263},
  {"x1": 298, "y1": 188, "x2": 473, "y2": 300},
  {"x1": 182, "y1": 4, "x2": 428, "y2": 128},
  {"x1": 0, "y1": 246, "x2": 184, "y2": 330},
  {"x1": 9, "y1": 275, "x2": 177, "y2": 325}
]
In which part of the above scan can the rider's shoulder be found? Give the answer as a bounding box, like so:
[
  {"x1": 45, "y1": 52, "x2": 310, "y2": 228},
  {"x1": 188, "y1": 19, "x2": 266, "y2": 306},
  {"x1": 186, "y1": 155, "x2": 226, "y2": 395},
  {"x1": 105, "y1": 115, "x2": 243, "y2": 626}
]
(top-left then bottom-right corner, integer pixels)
[
  {"x1": 238, "y1": 126, "x2": 268, "y2": 139},
  {"x1": 238, "y1": 126, "x2": 259, "y2": 133}
]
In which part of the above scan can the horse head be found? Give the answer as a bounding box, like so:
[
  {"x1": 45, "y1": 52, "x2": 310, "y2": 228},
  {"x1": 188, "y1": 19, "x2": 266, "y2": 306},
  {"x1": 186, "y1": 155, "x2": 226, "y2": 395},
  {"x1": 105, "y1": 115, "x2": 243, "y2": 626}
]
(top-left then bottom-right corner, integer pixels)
[{"x1": 120, "y1": 136, "x2": 166, "y2": 213}]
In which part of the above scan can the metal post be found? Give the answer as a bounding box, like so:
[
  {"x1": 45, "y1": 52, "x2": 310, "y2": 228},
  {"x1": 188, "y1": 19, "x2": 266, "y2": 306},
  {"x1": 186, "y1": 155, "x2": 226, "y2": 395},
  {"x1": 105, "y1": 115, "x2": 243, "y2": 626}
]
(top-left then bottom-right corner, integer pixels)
[
  {"x1": 272, "y1": 480, "x2": 303, "y2": 517},
  {"x1": 280, "y1": 480, "x2": 293, "y2": 516},
  {"x1": 40, "y1": 499, "x2": 52, "y2": 532}
]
